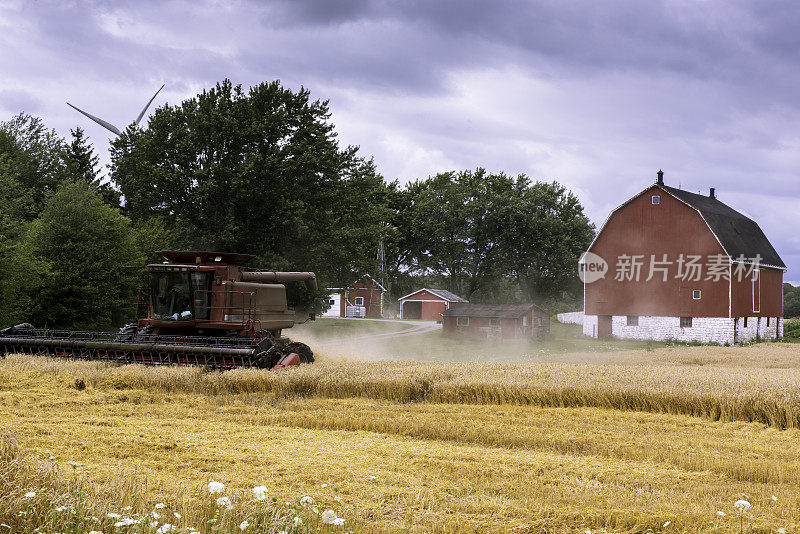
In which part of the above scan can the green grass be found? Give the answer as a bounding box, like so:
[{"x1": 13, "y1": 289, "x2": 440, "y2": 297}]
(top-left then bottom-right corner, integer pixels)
[{"x1": 292, "y1": 317, "x2": 412, "y2": 339}]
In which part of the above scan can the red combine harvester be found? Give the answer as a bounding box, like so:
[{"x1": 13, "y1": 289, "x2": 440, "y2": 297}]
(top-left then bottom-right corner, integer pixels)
[{"x1": 0, "y1": 251, "x2": 317, "y2": 370}]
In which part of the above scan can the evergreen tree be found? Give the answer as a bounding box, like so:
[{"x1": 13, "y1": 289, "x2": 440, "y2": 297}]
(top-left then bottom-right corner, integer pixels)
[{"x1": 66, "y1": 127, "x2": 100, "y2": 185}]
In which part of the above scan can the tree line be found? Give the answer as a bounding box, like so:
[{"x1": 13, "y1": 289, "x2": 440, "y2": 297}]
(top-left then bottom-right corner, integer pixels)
[{"x1": 0, "y1": 79, "x2": 595, "y2": 331}]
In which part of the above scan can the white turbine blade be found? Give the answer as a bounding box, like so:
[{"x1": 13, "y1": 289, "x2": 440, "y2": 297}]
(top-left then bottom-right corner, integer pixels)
[
  {"x1": 66, "y1": 103, "x2": 122, "y2": 136},
  {"x1": 134, "y1": 83, "x2": 165, "y2": 126}
]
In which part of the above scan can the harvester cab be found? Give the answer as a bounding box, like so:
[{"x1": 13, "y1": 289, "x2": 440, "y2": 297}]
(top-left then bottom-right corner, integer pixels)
[
  {"x1": 0, "y1": 251, "x2": 317, "y2": 370},
  {"x1": 141, "y1": 251, "x2": 316, "y2": 337}
]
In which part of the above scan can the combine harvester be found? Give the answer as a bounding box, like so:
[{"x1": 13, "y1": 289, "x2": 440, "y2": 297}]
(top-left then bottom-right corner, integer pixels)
[{"x1": 0, "y1": 251, "x2": 317, "y2": 370}]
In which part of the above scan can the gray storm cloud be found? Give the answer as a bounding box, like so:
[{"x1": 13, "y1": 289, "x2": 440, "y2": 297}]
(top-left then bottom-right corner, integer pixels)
[{"x1": 0, "y1": 0, "x2": 798, "y2": 278}]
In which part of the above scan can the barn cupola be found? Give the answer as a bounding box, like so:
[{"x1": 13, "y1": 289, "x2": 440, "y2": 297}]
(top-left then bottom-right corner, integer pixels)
[
  {"x1": 656, "y1": 169, "x2": 664, "y2": 185},
  {"x1": 709, "y1": 187, "x2": 715, "y2": 198}
]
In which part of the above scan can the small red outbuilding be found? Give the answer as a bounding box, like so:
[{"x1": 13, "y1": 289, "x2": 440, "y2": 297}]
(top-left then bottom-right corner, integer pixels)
[
  {"x1": 442, "y1": 303, "x2": 550, "y2": 339},
  {"x1": 398, "y1": 288, "x2": 467, "y2": 321}
]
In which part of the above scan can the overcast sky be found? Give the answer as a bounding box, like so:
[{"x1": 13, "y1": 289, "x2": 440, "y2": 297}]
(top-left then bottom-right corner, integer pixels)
[{"x1": 1, "y1": 0, "x2": 799, "y2": 279}]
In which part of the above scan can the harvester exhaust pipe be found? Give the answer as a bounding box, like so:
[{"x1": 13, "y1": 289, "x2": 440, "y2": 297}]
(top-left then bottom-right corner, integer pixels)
[{"x1": 240, "y1": 271, "x2": 318, "y2": 292}]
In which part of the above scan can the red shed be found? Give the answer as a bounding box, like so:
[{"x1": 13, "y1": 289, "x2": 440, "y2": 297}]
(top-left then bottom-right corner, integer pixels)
[
  {"x1": 398, "y1": 288, "x2": 466, "y2": 321},
  {"x1": 583, "y1": 170, "x2": 786, "y2": 343},
  {"x1": 442, "y1": 303, "x2": 550, "y2": 339},
  {"x1": 322, "y1": 275, "x2": 386, "y2": 318}
]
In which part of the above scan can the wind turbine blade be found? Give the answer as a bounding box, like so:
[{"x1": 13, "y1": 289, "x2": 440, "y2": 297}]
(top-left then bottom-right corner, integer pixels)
[
  {"x1": 134, "y1": 83, "x2": 165, "y2": 126},
  {"x1": 66, "y1": 103, "x2": 123, "y2": 136}
]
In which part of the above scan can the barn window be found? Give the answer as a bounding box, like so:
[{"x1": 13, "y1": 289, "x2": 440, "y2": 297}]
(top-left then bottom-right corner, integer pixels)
[
  {"x1": 329, "y1": 299, "x2": 335, "y2": 305},
  {"x1": 652, "y1": 195, "x2": 660, "y2": 205},
  {"x1": 743, "y1": 317, "x2": 748, "y2": 328},
  {"x1": 680, "y1": 317, "x2": 692, "y2": 328},
  {"x1": 535, "y1": 317, "x2": 542, "y2": 327},
  {"x1": 354, "y1": 297, "x2": 364, "y2": 306},
  {"x1": 692, "y1": 290, "x2": 701, "y2": 300},
  {"x1": 457, "y1": 316, "x2": 469, "y2": 327},
  {"x1": 489, "y1": 318, "x2": 500, "y2": 326},
  {"x1": 626, "y1": 315, "x2": 638, "y2": 326},
  {"x1": 767, "y1": 317, "x2": 771, "y2": 327}
]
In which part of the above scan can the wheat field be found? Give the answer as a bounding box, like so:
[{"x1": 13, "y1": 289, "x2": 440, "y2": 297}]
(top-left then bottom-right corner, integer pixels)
[{"x1": 2, "y1": 343, "x2": 800, "y2": 532}]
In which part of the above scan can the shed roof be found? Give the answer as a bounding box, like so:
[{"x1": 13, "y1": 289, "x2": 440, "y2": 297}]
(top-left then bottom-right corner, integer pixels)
[
  {"x1": 660, "y1": 185, "x2": 785, "y2": 269},
  {"x1": 398, "y1": 288, "x2": 467, "y2": 302},
  {"x1": 441, "y1": 303, "x2": 547, "y2": 318}
]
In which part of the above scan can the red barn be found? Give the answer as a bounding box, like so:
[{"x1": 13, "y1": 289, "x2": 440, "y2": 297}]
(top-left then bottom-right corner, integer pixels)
[
  {"x1": 442, "y1": 303, "x2": 550, "y2": 339},
  {"x1": 583, "y1": 171, "x2": 785, "y2": 343},
  {"x1": 398, "y1": 288, "x2": 466, "y2": 321}
]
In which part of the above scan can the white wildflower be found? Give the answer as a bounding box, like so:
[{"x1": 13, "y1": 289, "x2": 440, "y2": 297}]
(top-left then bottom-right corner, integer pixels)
[
  {"x1": 151, "y1": 511, "x2": 161, "y2": 520},
  {"x1": 88, "y1": 531, "x2": 103, "y2": 534},
  {"x1": 24, "y1": 491, "x2": 36, "y2": 499},
  {"x1": 48, "y1": 456, "x2": 56, "y2": 460},
  {"x1": 156, "y1": 524, "x2": 176, "y2": 534},
  {"x1": 173, "y1": 512, "x2": 181, "y2": 519},
  {"x1": 717, "y1": 511, "x2": 725, "y2": 517},
  {"x1": 293, "y1": 516, "x2": 303, "y2": 527},
  {"x1": 208, "y1": 481, "x2": 226, "y2": 494},
  {"x1": 216, "y1": 496, "x2": 232, "y2": 509},
  {"x1": 278, "y1": 531, "x2": 287, "y2": 534},
  {"x1": 369, "y1": 475, "x2": 378, "y2": 480},
  {"x1": 154, "y1": 503, "x2": 166, "y2": 509},
  {"x1": 321, "y1": 483, "x2": 328, "y2": 488},
  {"x1": 91, "y1": 516, "x2": 100, "y2": 522},
  {"x1": 734, "y1": 499, "x2": 752, "y2": 512},
  {"x1": 662, "y1": 521, "x2": 671, "y2": 527},
  {"x1": 239, "y1": 520, "x2": 250, "y2": 530},
  {"x1": 150, "y1": 522, "x2": 158, "y2": 528},
  {"x1": 107, "y1": 513, "x2": 121, "y2": 519},
  {"x1": 252, "y1": 486, "x2": 268, "y2": 501},
  {"x1": 334, "y1": 496, "x2": 342, "y2": 502},
  {"x1": 778, "y1": 529, "x2": 787, "y2": 534},
  {"x1": 321, "y1": 510, "x2": 338, "y2": 524},
  {"x1": 114, "y1": 518, "x2": 136, "y2": 527},
  {"x1": 122, "y1": 506, "x2": 132, "y2": 511},
  {"x1": 772, "y1": 495, "x2": 778, "y2": 502},
  {"x1": 55, "y1": 506, "x2": 67, "y2": 512},
  {"x1": 299, "y1": 496, "x2": 314, "y2": 506},
  {"x1": 333, "y1": 517, "x2": 345, "y2": 526}
]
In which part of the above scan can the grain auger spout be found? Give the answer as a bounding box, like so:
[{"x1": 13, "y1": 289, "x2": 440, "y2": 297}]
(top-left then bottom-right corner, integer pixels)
[
  {"x1": 241, "y1": 271, "x2": 318, "y2": 292},
  {"x1": 0, "y1": 251, "x2": 317, "y2": 370}
]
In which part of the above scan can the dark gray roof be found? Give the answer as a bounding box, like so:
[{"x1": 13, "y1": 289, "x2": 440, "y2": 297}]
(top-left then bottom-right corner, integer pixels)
[
  {"x1": 661, "y1": 185, "x2": 785, "y2": 268},
  {"x1": 426, "y1": 289, "x2": 468, "y2": 302},
  {"x1": 441, "y1": 303, "x2": 547, "y2": 318}
]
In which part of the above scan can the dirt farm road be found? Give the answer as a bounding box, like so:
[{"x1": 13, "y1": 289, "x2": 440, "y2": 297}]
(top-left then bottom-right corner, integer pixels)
[{"x1": 324, "y1": 319, "x2": 441, "y2": 343}]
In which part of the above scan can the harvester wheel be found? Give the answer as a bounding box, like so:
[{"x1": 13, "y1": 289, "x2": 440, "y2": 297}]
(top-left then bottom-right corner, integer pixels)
[
  {"x1": 286, "y1": 342, "x2": 314, "y2": 364},
  {"x1": 114, "y1": 323, "x2": 139, "y2": 342}
]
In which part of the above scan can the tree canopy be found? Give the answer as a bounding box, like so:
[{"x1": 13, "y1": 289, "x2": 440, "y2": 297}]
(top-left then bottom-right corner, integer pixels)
[
  {"x1": 109, "y1": 79, "x2": 391, "y2": 285},
  {"x1": 8, "y1": 181, "x2": 142, "y2": 329},
  {"x1": 0, "y1": 79, "x2": 603, "y2": 329}
]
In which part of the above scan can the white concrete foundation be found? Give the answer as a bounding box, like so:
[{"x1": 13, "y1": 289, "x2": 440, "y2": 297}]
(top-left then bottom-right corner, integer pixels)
[
  {"x1": 556, "y1": 311, "x2": 584, "y2": 325},
  {"x1": 583, "y1": 315, "x2": 783, "y2": 344}
]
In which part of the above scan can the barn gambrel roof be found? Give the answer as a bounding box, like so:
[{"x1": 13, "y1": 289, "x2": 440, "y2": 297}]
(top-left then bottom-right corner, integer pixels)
[
  {"x1": 660, "y1": 185, "x2": 785, "y2": 269},
  {"x1": 589, "y1": 182, "x2": 786, "y2": 270}
]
